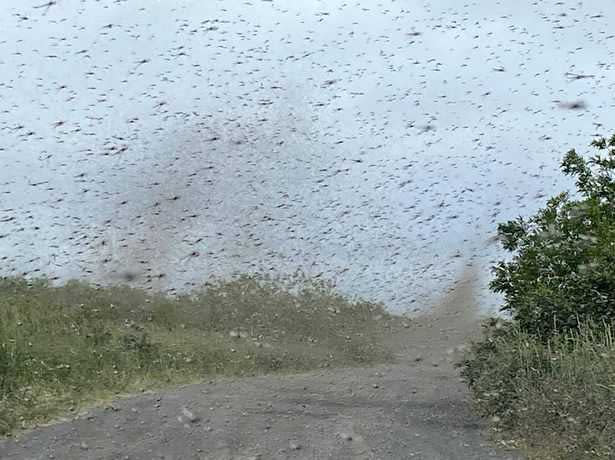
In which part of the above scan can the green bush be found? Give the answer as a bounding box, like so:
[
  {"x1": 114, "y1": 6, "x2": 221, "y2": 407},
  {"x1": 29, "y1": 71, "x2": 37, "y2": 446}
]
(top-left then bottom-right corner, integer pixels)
[
  {"x1": 460, "y1": 319, "x2": 615, "y2": 458},
  {"x1": 461, "y1": 133, "x2": 615, "y2": 457},
  {"x1": 458, "y1": 319, "x2": 525, "y2": 421},
  {"x1": 491, "y1": 133, "x2": 615, "y2": 336}
]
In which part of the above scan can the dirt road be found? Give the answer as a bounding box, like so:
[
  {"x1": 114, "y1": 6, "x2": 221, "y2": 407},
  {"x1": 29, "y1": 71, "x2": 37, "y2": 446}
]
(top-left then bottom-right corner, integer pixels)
[{"x1": 0, "y1": 272, "x2": 521, "y2": 459}]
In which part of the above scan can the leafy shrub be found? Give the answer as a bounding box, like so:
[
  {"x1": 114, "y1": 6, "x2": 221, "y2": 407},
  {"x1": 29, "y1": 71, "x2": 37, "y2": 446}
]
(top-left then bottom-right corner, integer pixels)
[
  {"x1": 458, "y1": 319, "x2": 525, "y2": 421},
  {"x1": 491, "y1": 133, "x2": 615, "y2": 336},
  {"x1": 460, "y1": 319, "x2": 615, "y2": 458},
  {"x1": 461, "y1": 133, "x2": 615, "y2": 457}
]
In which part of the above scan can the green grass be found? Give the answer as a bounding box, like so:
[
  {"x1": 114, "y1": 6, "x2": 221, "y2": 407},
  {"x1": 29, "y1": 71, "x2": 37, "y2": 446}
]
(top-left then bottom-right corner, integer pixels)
[
  {"x1": 459, "y1": 319, "x2": 615, "y2": 459},
  {"x1": 0, "y1": 274, "x2": 395, "y2": 436}
]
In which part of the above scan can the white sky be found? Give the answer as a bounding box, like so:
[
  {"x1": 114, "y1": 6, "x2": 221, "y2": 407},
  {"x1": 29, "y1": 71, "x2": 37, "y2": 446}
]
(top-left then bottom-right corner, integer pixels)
[{"x1": 1, "y1": 0, "x2": 613, "y2": 312}]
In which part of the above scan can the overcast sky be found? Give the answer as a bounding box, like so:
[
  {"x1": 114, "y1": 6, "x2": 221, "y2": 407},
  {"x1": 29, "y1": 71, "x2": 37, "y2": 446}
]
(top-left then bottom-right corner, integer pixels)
[{"x1": 1, "y1": 0, "x2": 613, "y2": 312}]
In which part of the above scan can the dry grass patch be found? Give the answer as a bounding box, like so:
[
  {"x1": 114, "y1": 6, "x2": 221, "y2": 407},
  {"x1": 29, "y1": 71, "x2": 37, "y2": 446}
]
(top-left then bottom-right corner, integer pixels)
[{"x1": 0, "y1": 274, "x2": 394, "y2": 436}]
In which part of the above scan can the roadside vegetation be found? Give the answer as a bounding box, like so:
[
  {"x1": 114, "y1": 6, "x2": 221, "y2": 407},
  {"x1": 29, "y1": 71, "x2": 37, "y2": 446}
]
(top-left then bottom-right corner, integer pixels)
[
  {"x1": 0, "y1": 274, "x2": 394, "y2": 436},
  {"x1": 460, "y1": 134, "x2": 615, "y2": 459}
]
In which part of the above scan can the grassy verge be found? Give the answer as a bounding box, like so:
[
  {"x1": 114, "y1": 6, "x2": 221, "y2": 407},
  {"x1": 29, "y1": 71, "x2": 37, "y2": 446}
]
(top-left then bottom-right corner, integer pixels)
[
  {"x1": 0, "y1": 274, "x2": 395, "y2": 436},
  {"x1": 459, "y1": 319, "x2": 615, "y2": 459}
]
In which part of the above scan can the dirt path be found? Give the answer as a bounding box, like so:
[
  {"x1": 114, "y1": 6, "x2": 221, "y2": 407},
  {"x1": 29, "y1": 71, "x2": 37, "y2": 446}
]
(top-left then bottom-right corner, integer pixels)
[{"x1": 0, "y1": 269, "x2": 522, "y2": 460}]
